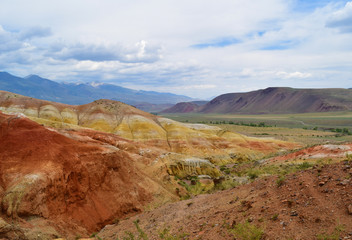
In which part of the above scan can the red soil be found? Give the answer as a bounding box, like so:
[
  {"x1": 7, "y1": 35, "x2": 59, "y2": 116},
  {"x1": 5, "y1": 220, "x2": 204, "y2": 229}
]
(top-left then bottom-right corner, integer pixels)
[
  {"x1": 98, "y1": 161, "x2": 352, "y2": 240},
  {"x1": 0, "y1": 112, "x2": 164, "y2": 238},
  {"x1": 270, "y1": 143, "x2": 352, "y2": 163}
]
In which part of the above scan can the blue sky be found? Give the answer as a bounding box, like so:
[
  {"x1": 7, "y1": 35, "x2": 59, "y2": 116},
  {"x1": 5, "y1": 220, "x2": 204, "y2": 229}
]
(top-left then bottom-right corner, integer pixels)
[{"x1": 0, "y1": 0, "x2": 352, "y2": 99}]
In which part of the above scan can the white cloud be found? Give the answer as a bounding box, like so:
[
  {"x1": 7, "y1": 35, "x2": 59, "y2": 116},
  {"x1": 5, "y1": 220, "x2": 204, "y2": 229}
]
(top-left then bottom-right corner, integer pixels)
[
  {"x1": 276, "y1": 71, "x2": 312, "y2": 79},
  {"x1": 0, "y1": 1, "x2": 352, "y2": 99},
  {"x1": 326, "y1": 1, "x2": 352, "y2": 32},
  {"x1": 47, "y1": 40, "x2": 162, "y2": 63}
]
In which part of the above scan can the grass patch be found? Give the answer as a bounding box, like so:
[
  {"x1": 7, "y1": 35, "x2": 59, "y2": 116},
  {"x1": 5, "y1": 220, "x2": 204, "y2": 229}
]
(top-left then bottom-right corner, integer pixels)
[
  {"x1": 160, "y1": 112, "x2": 352, "y2": 145},
  {"x1": 213, "y1": 179, "x2": 238, "y2": 191},
  {"x1": 317, "y1": 224, "x2": 345, "y2": 240},
  {"x1": 177, "y1": 179, "x2": 214, "y2": 197},
  {"x1": 158, "y1": 226, "x2": 190, "y2": 240},
  {"x1": 276, "y1": 176, "x2": 285, "y2": 187},
  {"x1": 230, "y1": 221, "x2": 264, "y2": 240}
]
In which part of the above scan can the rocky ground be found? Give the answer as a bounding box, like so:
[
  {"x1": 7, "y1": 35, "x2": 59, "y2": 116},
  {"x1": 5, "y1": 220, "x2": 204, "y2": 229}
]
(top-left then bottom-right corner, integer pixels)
[{"x1": 98, "y1": 161, "x2": 352, "y2": 240}]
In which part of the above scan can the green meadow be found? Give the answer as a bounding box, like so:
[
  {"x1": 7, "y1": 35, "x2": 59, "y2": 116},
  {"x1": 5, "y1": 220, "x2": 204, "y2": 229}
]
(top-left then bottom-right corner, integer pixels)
[{"x1": 160, "y1": 112, "x2": 352, "y2": 145}]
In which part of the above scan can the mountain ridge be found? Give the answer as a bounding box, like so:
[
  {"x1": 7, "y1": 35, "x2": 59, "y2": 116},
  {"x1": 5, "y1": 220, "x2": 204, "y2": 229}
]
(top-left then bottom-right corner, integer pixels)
[
  {"x1": 162, "y1": 87, "x2": 352, "y2": 114},
  {"x1": 0, "y1": 71, "x2": 194, "y2": 106}
]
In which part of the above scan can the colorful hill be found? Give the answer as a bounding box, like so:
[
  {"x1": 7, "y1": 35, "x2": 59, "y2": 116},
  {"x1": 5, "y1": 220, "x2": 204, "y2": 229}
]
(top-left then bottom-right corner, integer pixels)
[{"x1": 0, "y1": 91, "x2": 301, "y2": 239}]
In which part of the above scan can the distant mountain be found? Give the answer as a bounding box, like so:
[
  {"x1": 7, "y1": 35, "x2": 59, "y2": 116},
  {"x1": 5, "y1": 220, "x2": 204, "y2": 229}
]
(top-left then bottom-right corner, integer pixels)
[
  {"x1": 200, "y1": 87, "x2": 352, "y2": 114},
  {"x1": 161, "y1": 101, "x2": 208, "y2": 113},
  {"x1": 0, "y1": 72, "x2": 194, "y2": 105},
  {"x1": 133, "y1": 102, "x2": 174, "y2": 113},
  {"x1": 163, "y1": 87, "x2": 352, "y2": 114}
]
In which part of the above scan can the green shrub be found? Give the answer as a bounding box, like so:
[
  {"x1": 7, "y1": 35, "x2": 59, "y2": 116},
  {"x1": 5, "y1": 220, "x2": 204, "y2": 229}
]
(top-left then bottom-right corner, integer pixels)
[
  {"x1": 297, "y1": 162, "x2": 313, "y2": 170},
  {"x1": 231, "y1": 221, "x2": 264, "y2": 240},
  {"x1": 247, "y1": 169, "x2": 260, "y2": 180},
  {"x1": 276, "y1": 176, "x2": 285, "y2": 187},
  {"x1": 271, "y1": 213, "x2": 279, "y2": 221}
]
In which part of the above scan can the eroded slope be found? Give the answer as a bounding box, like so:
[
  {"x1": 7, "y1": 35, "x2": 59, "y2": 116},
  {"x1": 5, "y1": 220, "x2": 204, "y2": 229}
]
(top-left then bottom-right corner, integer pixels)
[{"x1": 0, "y1": 112, "x2": 177, "y2": 239}]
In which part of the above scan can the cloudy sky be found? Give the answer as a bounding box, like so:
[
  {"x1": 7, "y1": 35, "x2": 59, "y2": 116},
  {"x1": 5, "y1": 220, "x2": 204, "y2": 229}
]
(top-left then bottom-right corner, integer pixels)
[{"x1": 0, "y1": 0, "x2": 352, "y2": 99}]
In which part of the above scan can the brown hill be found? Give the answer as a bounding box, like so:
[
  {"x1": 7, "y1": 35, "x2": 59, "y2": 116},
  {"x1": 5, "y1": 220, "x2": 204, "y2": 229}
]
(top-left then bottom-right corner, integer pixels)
[
  {"x1": 133, "y1": 102, "x2": 173, "y2": 112},
  {"x1": 161, "y1": 101, "x2": 207, "y2": 113},
  {"x1": 165, "y1": 87, "x2": 352, "y2": 114}
]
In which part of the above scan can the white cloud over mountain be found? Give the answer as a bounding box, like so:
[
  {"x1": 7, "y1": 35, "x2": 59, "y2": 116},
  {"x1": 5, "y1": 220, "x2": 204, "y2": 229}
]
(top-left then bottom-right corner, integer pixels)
[{"x1": 0, "y1": 0, "x2": 351, "y2": 98}]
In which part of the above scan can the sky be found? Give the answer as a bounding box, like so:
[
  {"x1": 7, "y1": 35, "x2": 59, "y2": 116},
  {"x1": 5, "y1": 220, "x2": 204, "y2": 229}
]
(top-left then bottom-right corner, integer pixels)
[{"x1": 0, "y1": 0, "x2": 352, "y2": 99}]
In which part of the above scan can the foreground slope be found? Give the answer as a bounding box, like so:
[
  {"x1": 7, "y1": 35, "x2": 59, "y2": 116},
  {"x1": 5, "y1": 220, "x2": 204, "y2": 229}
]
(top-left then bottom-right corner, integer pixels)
[{"x1": 98, "y1": 161, "x2": 352, "y2": 239}]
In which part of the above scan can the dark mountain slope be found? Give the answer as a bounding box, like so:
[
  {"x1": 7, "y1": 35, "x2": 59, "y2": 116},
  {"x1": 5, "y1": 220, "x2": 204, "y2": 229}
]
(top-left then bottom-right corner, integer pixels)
[
  {"x1": 0, "y1": 72, "x2": 193, "y2": 105},
  {"x1": 200, "y1": 87, "x2": 352, "y2": 114},
  {"x1": 161, "y1": 101, "x2": 208, "y2": 113}
]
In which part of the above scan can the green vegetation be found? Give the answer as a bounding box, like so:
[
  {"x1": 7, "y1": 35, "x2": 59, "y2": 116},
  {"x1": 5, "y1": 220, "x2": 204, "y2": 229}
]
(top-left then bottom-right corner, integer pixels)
[
  {"x1": 276, "y1": 176, "x2": 285, "y2": 187},
  {"x1": 271, "y1": 213, "x2": 279, "y2": 221},
  {"x1": 177, "y1": 177, "x2": 213, "y2": 196},
  {"x1": 175, "y1": 159, "x2": 318, "y2": 198},
  {"x1": 231, "y1": 161, "x2": 314, "y2": 179},
  {"x1": 117, "y1": 220, "x2": 148, "y2": 240},
  {"x1": 213, "y1": 179, "x2": 238, "y2": 191},
  {"x1": 317, "y1": 224, "x2": 345, "y2": 240},
  {"x1": 160, "y1": 112, "x2": 352, "y2": 129},
  {"x1": 158, "y1": 227, "x2": 190, "y2": 239},
  {"x1": 230, "y1": 221, "x2": 264, "y2": 240},
  {"x1": 116, "y1": 221, "x2": 190, "y2": 240},
  {"x1": 161, "y1": 112, "x2": 352, "y2": 145}
]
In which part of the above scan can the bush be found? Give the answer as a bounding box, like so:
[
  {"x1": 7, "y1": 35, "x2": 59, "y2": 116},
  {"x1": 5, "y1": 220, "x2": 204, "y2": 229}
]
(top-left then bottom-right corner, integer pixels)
[
  {"x1": 231, "y1": 221, "x2": 264, "y2": 240},
  {"x1": 276, "y1": 176, "x2": 285, "y2": 187},
  {"x1": 297, "y1": 162, "x2": 313, "y2": 170},
  {"x1": 247, "y1": 169, "x2": 260, "y2": 180}
]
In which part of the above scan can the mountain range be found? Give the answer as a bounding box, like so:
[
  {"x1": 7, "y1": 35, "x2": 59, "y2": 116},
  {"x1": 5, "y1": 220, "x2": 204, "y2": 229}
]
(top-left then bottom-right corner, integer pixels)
[
  {"x1": 0, "y1": 72, "x2": 194, "y2": 108},
  {"x1": 162, "y1": 87, "x2": 352, "y2": 114}
]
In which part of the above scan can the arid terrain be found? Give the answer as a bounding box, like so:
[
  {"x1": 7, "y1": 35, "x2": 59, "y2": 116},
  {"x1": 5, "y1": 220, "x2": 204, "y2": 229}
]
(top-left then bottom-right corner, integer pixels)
[
  {"x1": 2, "y1": 0, "x2": 352, "y2": 239},
  {"x1": 0, "y1": 91, "x2": 351, "y2": 240},
  {"x1": 98, "y1": 160, "x2": 352, "y2": 240},
  {"x1": 0, "y1": 91, "x2": 309, "y2": 239}
]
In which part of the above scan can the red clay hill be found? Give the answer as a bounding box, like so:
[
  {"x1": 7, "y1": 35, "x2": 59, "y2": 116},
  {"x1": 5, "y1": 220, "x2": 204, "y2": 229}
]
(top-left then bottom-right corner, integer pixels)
[{"x1": 0, "y1": 111, "x2": 175, "y2": 239}]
